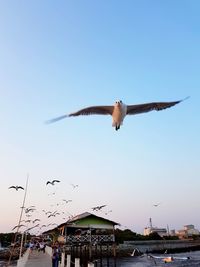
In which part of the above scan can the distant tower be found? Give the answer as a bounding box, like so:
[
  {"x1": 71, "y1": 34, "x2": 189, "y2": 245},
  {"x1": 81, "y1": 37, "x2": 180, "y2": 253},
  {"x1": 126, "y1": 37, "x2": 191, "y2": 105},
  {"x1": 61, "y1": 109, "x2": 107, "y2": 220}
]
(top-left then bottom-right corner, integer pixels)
[
  {"x1": 149, "y1": 218, "x2": 153, "y2": 229},
  {"x1": 167, "y1": 224, "x2": 170, "y2": 236}
]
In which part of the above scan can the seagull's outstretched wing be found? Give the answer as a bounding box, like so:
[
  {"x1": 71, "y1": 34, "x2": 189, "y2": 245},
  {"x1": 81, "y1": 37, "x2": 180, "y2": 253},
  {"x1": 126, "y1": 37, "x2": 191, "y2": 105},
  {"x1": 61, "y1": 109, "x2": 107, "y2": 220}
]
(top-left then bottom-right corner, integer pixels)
[
  {"x1": 46, "y1": 115, "x2": 68, "y2": 124},
  {"x1": 18, "y1": 186, "x2": 24, "y2": 190},
  {"x1": 12, "y1": 224, "x2": 25, "y2": 231},
  {"x1": 127, "y1": 97, "x2": 189, "y2": 115},
  {"x1": 68, "y1": 106, "x2": 113, "y2": 116},
  {"x1": 52, "y1": 180, "x2": 60, "y2": 183},
  {"x1": 46, "y1": 181, "x2": 51, "y2": 185},
  {"x1": 99, "y1": 205, "x2": 107, "y2": 209},
  {"x1": 46, "y1": 106, "x2": 113, "y2": 124},
  {"x1": 8, "y1": 186, "x2": 16, "y2": 189}
]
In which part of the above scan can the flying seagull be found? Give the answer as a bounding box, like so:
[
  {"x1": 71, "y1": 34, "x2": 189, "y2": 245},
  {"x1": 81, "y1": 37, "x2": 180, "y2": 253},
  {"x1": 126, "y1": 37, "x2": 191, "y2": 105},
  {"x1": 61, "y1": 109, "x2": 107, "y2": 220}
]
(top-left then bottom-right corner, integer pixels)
[
  {"x1": 46, "y1": 180, "x2": 60, "y2": 185},
  {"x1": 12, "y1": 224, "x2": 25, "y2": 231},
  {"x1": 70, "y1": 183, "x2": 78, "y2": 189},
  {"x1": 46, "y1": 97, "x2": 189, "y2": 130},
  {"x1": 92, "y1": 205, "x2": 107, "y2": 211},
  {"x1": 8, "y1": 185, "x2": 24, "y2": 191},
  {"x1": 153, "y1": 203, "x2": 161, "y2": 207}
]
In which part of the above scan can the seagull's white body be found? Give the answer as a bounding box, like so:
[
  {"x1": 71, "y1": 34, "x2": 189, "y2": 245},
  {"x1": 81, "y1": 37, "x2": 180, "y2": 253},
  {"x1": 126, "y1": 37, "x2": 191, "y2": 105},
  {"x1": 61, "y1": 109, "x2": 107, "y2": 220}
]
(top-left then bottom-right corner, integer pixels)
[
  {"x1": 112, "y1": 101, "x2": 127, "y2": 129},
  {"x1": 47, "y1": 97, "x2": 189, "y2": 130}
]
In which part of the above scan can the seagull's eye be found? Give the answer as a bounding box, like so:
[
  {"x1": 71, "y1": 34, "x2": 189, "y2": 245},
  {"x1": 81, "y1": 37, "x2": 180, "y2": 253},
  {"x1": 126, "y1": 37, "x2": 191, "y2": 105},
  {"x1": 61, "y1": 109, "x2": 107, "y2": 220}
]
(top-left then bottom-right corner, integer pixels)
[{"x1": 120, "y1": 100, "x2": 122, "y2": 103}]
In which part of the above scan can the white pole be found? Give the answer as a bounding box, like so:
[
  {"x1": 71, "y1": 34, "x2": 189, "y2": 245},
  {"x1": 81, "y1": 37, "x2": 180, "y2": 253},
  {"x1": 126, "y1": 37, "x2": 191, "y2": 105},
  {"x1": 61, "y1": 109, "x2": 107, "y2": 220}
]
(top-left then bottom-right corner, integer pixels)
[
  {"x1": 66, "y1": 254, "x2": 71, "y2": 267},
  {"x1": 75, "y1": 258, "x2": 80, "y2": 267},
  {"x1": 19, "y1": 175, "x2": 29, "y2": 258},
  {"x1": 60, "y1": 252, "x2": 65, "y2": 267}
]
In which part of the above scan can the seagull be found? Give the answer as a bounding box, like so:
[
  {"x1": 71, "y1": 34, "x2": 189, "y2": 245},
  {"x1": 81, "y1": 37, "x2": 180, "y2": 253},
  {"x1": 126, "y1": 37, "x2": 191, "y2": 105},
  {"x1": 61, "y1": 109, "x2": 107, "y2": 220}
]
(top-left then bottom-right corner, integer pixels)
[
  {"x1": 153, "y1": 203, "x2": 161, "y2": 207},
  {"x1": 26, "y1": 224, "x2": 40, "y2": 232},
  {"x1": 92, "y1": 205, "x2": 107, "y2": 211},
  {"x1": 46, "y1": 97, "x2": 189, "y2": 131},
  {"x1": 46, "y1": 180, "x2": 60, "y2": 185},
  {"x1": 70, "y1": 184, "x2": 78, "y2": 189},
  {"x1": 105, "y1": 210, "x2": 112, "y2": 215},
  {"x1": 8, "y1": 185, "x2": 24, "y2": 191},
  {"x1": 25, "y1": 208, "x2": 35, "y2": 213},
  {"x1": 32, "y1": 219, "x2": 40, "y2": 223},
  {"x1": 62, "y1": 199, "x2": 72, "y2": 204},
  {"x1": 12, "y1": 224, "x2": 25, "y2": 231}
]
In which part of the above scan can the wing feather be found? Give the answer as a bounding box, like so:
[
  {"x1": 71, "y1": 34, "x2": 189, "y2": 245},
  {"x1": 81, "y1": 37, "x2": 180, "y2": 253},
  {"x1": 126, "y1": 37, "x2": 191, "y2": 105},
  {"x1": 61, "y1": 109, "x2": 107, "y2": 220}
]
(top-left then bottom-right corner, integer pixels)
[
  {"x1": 68, "y1": 106, "x2": 114, "y2": 116},
  {"x1": 18, "y1": 186, "x2": 24, "y2": 190},
  {"x1": 9, "y1": 186, "x2": 16, "y2": 189},
  {"x1": 127, "y1": 99, "x2": 187, "y2": 115},
  {"x1": 45, "y1": 115, "x2": 68, "y2": 124}
]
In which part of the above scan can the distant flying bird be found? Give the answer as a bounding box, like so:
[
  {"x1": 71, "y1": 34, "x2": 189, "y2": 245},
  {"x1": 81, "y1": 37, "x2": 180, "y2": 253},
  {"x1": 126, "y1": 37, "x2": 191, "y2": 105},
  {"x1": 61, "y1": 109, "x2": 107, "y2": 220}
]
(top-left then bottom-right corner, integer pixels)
[
  {"x1": 12, "y1": 224, "x2": 25, "y2": 231},
  {"x1": 46, "y1": 97, "x2": 189, "y2": 131},
  {"x1": 45, "y1": 211, "x2": 52, "y2": 215},
  {"x1": 48, "y1": 212, "x2": 60, "y2": 218},
  {"x1": 92, "y1": 205, "x2": 107, "y2": 211},
  {"x1": 25, "y1": 208, "x2": 35, "y2": 213},
  {"x1": 70, "y1": 183, "x2": 78, "y2": 189},
  {"x1": 46, "y1": 180, "x2": 60, "y2": 185},
  {"x1": 26, "y1": 224, "x2": 39, "y2": 232},
  {"x1": 153, "y1": 203, "x2": 161, "y2": 207},
  {"x1": 8, "y1": 185, "x2": 24, "y2": 191},
  {"x1": 32, "y1": 219, "x2": 40, "y2": 223},
  {"x1": 48, "y1": 192, "x2": 56, "y2": 196},
  {"x1": 105, "y1": 210, "x2": 112, "y2": 215},
  {"x1": 62, "y1": 199, "x2": 72, "y2": 204}
]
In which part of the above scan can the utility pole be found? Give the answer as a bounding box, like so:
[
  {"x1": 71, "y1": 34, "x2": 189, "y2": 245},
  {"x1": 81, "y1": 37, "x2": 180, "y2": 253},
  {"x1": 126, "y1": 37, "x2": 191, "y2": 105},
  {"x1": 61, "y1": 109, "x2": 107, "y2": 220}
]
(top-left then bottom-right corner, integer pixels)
[{"x1": 19, "y1": 175, "x2": 29, "y2": 258}]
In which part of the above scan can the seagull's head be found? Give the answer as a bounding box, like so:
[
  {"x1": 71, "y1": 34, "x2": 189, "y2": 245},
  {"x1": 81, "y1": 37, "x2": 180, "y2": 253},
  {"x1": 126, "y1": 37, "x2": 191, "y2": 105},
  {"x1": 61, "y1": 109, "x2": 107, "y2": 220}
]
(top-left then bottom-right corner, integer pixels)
[{"x1": 115, "y1": 100, "x2": 123, "y2": 107}]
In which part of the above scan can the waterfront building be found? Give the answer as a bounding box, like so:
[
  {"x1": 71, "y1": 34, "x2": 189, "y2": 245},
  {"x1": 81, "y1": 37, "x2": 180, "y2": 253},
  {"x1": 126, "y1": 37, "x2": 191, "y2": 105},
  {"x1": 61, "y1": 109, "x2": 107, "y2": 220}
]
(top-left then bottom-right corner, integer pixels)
[
  {"x1": 143, "y1": 218, "x2": 167, "y2": 237},
  {"x1": 43, "y1": 212, "x2": 119, "y2": 244},
  {"x1": 43, "y1": 212, "x2": 120, "y2": 265},
  {"x1": 177, "y1": 224, "x2": 200, "y2": 239}
]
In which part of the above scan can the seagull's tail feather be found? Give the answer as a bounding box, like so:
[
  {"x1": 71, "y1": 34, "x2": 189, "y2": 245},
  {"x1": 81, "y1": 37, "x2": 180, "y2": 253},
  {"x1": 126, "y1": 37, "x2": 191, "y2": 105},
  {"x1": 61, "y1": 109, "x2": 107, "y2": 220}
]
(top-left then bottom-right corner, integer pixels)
[{"x1": 45, "y1": 115, "x2": 68, "y2": 124}]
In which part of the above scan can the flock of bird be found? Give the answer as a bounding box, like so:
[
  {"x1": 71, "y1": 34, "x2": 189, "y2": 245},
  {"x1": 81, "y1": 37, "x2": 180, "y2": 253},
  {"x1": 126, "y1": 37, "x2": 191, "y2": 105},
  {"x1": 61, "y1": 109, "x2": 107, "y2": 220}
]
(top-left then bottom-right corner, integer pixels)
[
  {"x1": 9, "y1": 179, "x2": 111, "y2": 235},
  {"x1": 8, "y1": 97, "x2": 188, "y2": 234}
]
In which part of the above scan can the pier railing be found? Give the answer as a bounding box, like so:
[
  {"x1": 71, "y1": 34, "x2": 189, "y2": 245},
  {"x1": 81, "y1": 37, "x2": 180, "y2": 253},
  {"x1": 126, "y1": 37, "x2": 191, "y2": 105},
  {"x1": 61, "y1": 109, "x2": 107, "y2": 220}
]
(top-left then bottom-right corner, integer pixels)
[{"x1": 66, "y1": 234, "x2": 115, "y2": 244}]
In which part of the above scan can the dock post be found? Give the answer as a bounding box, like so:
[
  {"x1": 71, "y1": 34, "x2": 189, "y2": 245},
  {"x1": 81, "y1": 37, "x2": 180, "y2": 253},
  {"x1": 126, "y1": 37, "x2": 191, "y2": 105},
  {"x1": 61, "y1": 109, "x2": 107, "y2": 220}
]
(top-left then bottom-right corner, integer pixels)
[
  {"x1": 88, "y1": 262, "x2": 94, "y2": 267},
  {"x1": 60, "y1": 252, "x2": 65, "y2": 267},
  {"x1": 75, "y1": 258, "x2": 80, "y2": 267},
  {"x1": 67, "y1": 254, "x2": 71, "y2": 267}
]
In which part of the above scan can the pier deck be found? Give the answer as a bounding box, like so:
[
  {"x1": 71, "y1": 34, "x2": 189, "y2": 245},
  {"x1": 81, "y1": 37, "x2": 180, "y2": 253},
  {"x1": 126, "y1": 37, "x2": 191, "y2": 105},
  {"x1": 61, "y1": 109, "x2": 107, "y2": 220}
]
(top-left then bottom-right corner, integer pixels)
[{"x1": 24, "y1": 250, "x2": 51, "y2": 267}]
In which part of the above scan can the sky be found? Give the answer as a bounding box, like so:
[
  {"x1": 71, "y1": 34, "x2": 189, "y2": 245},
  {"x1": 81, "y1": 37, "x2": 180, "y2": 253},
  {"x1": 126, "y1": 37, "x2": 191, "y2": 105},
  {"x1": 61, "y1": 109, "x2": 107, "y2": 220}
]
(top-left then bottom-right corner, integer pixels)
[{"x1": 0, "y1": 0, "x2": 199, "y2": 235}]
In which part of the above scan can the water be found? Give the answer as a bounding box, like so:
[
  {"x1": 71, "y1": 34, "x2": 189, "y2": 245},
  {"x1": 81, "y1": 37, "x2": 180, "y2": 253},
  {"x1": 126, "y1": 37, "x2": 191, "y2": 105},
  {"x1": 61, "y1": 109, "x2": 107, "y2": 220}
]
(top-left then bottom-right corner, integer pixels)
[{"x1": 114, "y1": 251, "x2": 200, "y2": 266}]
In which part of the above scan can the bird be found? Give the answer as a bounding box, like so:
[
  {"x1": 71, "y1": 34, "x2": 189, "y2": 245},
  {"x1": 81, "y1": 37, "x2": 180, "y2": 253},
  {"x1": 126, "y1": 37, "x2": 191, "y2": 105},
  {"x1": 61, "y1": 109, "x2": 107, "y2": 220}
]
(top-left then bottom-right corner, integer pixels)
[
  {"x1": 70, "y1": 183, "x2": 78, "y2": 189},
  {"x1": 62, "y1": 199, "x2": 72, "y2": 204},
  {"x1": 25, "y1": 220, "x2": 31, "y2": 223},
  {"x1": 12, "y1": 224, "x2": 25, "y2": 231},
  {"x1": 25, "y1": 207, "x2": 35, "y2": 213},
  {"x1": 92, "y1": 205, "x2": 107, "y2": 211},
  {"x1": 153, "y1": 203, "x2": 161, "y2": 207},
  {"x1": 46, "y1": 97, "x2": 189, "y2": 131},
  {"x1": 46, "y1": 180, "x2": 60, "y2": 185},
  {"x1": 105, "y1": 210, "x2": 112, "y2": 215},
  {"x1": 32, "y1": 219, "x2": 40, "y2": 223},
  {"x1": 8, "y1": 185, "x2": 24, "y2": 191},
  {"x1": 25, "y1": 224, "x2": 39, "y2": 232}
]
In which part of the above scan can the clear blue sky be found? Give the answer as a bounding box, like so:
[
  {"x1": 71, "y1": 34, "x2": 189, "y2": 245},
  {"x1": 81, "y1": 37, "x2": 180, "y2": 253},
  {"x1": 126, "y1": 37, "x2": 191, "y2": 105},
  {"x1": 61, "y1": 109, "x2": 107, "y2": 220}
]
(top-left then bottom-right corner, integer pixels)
[{"x1": 0, "y1": 1, "x2": 199, "y2": 234}]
